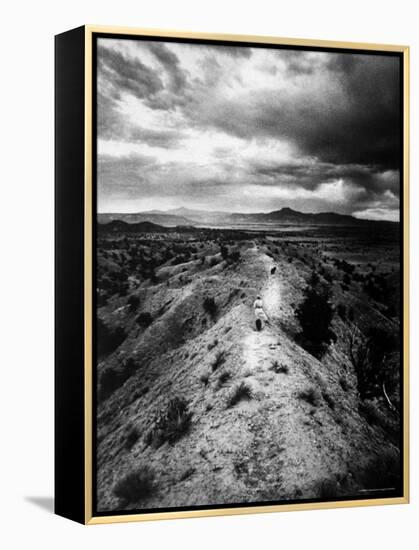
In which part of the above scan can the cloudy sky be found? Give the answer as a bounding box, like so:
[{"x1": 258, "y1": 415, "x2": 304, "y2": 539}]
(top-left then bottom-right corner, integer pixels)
[{"x1": 97, "y1": 38, "x2": 401, "y2": 221}]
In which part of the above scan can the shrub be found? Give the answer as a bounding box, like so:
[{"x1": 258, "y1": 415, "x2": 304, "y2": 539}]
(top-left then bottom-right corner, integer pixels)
[
  {"x1": 113, "y1": 466, "x2": 155, "y2": 503},
  {"x1": 97, "y1": 317, "x2": 126, "y2": 358},
  {"x1": 347, "y1": 325, "x2": 398, "y2": 399},
  {"x1": 270, "y1": 360, "x2": 289, "y2": 374},
  {"x1": 207, "y1": 339, "x2": 218, "y2": 351},
  {"x1": 339, "y1": 377, "x2": 349, "y2": 392},
  {"x1": 322, "y1": 390, "x2": 335, "y2": 410},
  {"x1": 220, "y1": 245, "x2": 229, "y2": 260},
  {"x1": 199, "y1": 371, "x2": 210, "y2": 386},
  {"x1": 136, "y1": 311, "x2": 153, "y2": 328},
  {"x1": 99, "y1": 358, "x2": 137, "y2": 401},
  {"x1": 203, "y1": 297, "x2": 217, "y2": 318},
  {"x1": 229, "y1": 250, "x2": 241, "y2": 263},
  {"x1": 212, "y1": 350, "x2": 226, "y2": 371},
  {"x1": 227, "y1": 381, "x2": 253, "y2": 408},
  {"x1": 296, "y1": 271, "x2": 335, "y2": 356},
  {"x1": 127, "y1": 294, "x2": 140, "y2": 312},
  {"x1": 337, "y1": 303, "x2": 346, "y2": 320},
  {"x1": 217, "y1": 370, "x2": 231, "y2": 387},
  {"x1": 297, "y1": 386, "x2": 320, "y2": 407},
  {"x1": 146, "y1": 396, "x2": 192, "y2": 448},
  {"x1": 124, "y1": 426, "x2": 140, "y2": 451}
]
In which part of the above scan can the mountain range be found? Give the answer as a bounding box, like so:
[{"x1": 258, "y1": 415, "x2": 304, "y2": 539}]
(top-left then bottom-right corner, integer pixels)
[{"x1": 97, "y1": 207, "x2": 397, "y2": 228}]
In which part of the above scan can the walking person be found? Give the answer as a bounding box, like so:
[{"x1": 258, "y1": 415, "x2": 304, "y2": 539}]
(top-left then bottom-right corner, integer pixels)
[{"x1": 253, "y1": 295, "x2": 268, "y2": 331}]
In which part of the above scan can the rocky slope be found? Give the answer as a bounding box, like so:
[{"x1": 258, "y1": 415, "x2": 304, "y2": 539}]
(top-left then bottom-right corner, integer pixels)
[{"x1": 96, "y1": 240, "x2": 401, "y2": 511}]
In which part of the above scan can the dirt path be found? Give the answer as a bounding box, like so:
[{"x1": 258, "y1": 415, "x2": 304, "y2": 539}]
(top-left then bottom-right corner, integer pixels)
[{"x1": 239, "y1": 248, "x2": 343, "y2": 500}]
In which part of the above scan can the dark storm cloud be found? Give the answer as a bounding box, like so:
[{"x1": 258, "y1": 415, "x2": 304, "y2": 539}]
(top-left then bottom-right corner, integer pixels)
[
  {"x1": 147, "y1": 42, "x2": 188, "y2": 92},
  {"x1": 98, "y1": 43, "x2": 163, "y2": 100},
  {"x1": 185, "y1": 53, "x2": 400, "y2": 171},
  {"x1": 249, "y1": 160, "x2": 400, "y2": 196}
]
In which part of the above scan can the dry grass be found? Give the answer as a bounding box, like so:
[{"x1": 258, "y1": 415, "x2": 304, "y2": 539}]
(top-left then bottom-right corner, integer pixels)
[
  {"x1": 113, "y1": 466, "x2": 155, "y2": 503},
  {"x1": 227, "y1": 381, "x2": 253, "y2": 408}
]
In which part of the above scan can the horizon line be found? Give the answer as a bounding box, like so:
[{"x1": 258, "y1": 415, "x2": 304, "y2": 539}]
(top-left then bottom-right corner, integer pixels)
[{"x1": 96, "y1": 206, "x2": 399, "y2": 222}]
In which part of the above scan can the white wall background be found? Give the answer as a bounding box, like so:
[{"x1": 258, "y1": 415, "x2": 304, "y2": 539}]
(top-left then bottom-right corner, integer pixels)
[{"x1": 0, "y1": 0, "x2": 416, "y2": 548}]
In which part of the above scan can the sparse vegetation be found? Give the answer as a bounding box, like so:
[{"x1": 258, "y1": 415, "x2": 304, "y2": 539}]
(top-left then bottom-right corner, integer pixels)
[
  {"x1": 339, "y1": 376, "x2": 349, "y2": 392},
  {"x1": 337, "y1": 303, "x2": 346, "y2": 319},
  {"x1": 146, "y1": 396, "x2": 192, "y2": 448},
  {"x1": 296, "y1": 271, "x2": 335, "y2": 357},
  {"x1": 227, "y1": 381, "x2": 253, "y2": 407},
  {"x1": 217, "y1": 370, "x2": 231, "y2": 387},
  {"x1": 347, "y1": 325, "x2": 398, "y2": 399},
  {"x1": 96, "y1": 220, "x2": 401, "y2": 510},
  {"x1": 211, "y1": 350, "x2": 226, "y2": 371},
  {"x1": 113, "y1": 466, "x2": 155, "y2": 503},
  {"x1": 127, "y1": 294, "x2": 140, "y2": 312},
  {"x1": 297, "y1": 386, "x2": 320, "y2": 407},
  {"x1": 270, "y1": 360, "x2": 289, "y2": 374},
  {"x1": 136, "y1": 311, "x2": 153, "y2": 328},
  {"x1": 322, "y1": 390, "x2": 335, "y2": 410},
  {"x1": 97, "y1": 317, "x2": 126, "y2": 358},
  {"x1": 199, "y1": 371, "x2": 210, "y2": 386},
  {"x1": 124, "y1": 426, "x2": 140, "y2": 450},
  {"x1": 99, "y1": 358, "x2": 137, "y2": 401},
  {"x1": 203, "y1": 296, "x2": 217, "y2": 318}
]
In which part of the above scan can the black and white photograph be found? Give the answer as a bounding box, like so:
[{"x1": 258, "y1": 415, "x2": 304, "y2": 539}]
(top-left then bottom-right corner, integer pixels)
[{"x1": 94, "y1": 36, "x2": 403, "y2": 514}]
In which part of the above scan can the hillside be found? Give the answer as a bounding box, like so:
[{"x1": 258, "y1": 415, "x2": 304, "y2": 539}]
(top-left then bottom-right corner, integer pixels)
[
  {"x1": 98, "y1": 212, "x2": 196, "y2": 227},
  {"x1": 96, "y1": 235, "x2": 401, "y2": 511},
  {"x1": 98, "y1": 207, "x2": 398, "y2": 229}
]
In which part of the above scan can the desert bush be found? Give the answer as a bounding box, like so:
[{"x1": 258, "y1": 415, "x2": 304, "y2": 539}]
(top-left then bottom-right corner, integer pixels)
[
  {"x1": 296, "y1": 271, "x2": 335, "y2": 357},
  {"x1": 229, "y1": 250, "x2": 241, "y2": 263},
  {"x1": 203, "y1": 297, "x2": 217, "y2": 318},
  {"x1": 136, "y1": 311, "x2": 153, "y2": 328},
  {"x1": 297, "y1": 386, "x2": 320, "y2": 407},
  {"x1": 212, "y1": 350, "x2": 226, "y2": 371},
  {"x1": 337, "y1": 303, "x2": 346, "y2": 320},
  {"x1": 146, "y1": 396, "x2": 192, "y2": 448},
  {"x1": 270, "y1": 360, "x2": 289, "y2": 374},
  {"x1": 207, "y1": 339, "x2": 218, "y2": 351},
  {"x1": 322, "y1": 390, "x2": 335, "y2": 410},
  {"x1": 99, "y1": 368, "x2": 120, "y2": 401},
  {"x1": 199, "y1": 371, "x2": 210, "y2": 386},
  {"x1": 347, "y1": 325, "x2": 398, "y2": 399},
  {"x1": 217, "y1": 370, "x2": 231, "y2": 387},
  {"x1": 220, "y1": 245, "x2": 229, "y2": 260},
  {"x1": 124, "y1": 426, "x2": 140, "y2": 451},
  {"x1": 339, "y1": 377, "x2": 349, "y2": 392},
  {"x1": 227, "y1": 381, "x2": 253, "y2": 408},
  {"x1": 97, "y1": 317, "x2": 126, "y2": 358},
  {"x1": 343, "y1": 273, "x2": 352, "y2": 286},
  {"x1": 99, "y1": 357, "x2": 137, "y2": 401},
  {"x1": 127, "y1": 294, "x2": 140, "y2": 312},
  {"x1": 113, "y1": 466, "x2": 155, "y2": 503}
]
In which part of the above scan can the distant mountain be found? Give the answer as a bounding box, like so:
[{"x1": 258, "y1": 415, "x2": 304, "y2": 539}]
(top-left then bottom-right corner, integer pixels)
[
  {"x1": 229, "y1": 207, "x2": 367, "y2": 225},
  {"x1": 98, "y1": 212, "x2": 196, "y2": 227},
  {"x1": 98, "y1": 220, "x2": 167, "y2": 233},
  {"x1": 98, "y1": 220, "x2": 198, "y2": 234},
  {"x1": 98, "y1": 207, "x2": 397, "y2": 228}
]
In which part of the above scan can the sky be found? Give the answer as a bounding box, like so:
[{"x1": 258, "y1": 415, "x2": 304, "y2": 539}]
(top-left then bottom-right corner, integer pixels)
[{"x1": 97, "y1": 38, "x2": 401, "y2": 221}]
